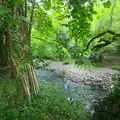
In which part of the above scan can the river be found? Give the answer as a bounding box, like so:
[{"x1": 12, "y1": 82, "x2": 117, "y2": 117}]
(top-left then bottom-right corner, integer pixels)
[{"x1": 36, "y1": 69, "x2": 108, "y2": 114}]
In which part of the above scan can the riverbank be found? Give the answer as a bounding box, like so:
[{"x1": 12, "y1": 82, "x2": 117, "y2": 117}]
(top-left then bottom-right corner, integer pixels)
[{"x1": 45, "y1": 61, "x2": 119, "y2": 90}]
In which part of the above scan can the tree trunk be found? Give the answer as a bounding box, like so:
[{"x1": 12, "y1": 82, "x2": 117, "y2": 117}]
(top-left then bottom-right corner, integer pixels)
[
  {"x1": 0, "y1": 0, "x2": 39, "y2": 101},
  {"x1": 28, "y1": 0, "x2": 36, "y2": 45},
  {"x1": 19, "y1": 1, "x2": 39, "y2": 99}
]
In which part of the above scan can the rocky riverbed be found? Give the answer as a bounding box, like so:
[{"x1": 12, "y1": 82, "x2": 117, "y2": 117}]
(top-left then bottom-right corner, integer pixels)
[
  {"x1": 45, "y1": 61, "x2": 120, "y2": 90},
  {"x1": 36, "y1": 60, "x2": 120, "y2": 116}
]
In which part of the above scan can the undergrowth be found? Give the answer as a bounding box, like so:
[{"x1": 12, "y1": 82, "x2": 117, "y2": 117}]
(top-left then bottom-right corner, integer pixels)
[
  {"x1": 0, "y1": 78, "x2": 90, "y2": 120},
  {"x1": 112, "y1": 65, "x2": 120, "y2": 71},
  {"x1": 93, "y1": 74, "x2": 120, "y2": 120}
]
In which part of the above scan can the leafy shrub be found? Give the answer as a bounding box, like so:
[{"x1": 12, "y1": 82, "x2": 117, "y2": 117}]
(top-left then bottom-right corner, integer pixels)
[
  {"x1": 112, "y1": 65, "x2": 120, "y2": 71},
  {"x1": 115, "y1": 40, "x2": 120, "y2": 56},
  {"x1": 0, "y1": 80, "x2": 90, "y2": 120},
  {"x1": 55, "y1": 45, "x2": 71, "y2": 61},
  {"x1": 73, "y1": 55, "x2": 92, "y2": 67},
  {"x1": 99, "y1": 43, "x2": 117, "y2": 56},
  {"x1": 93, "y1": 74, "x2": 120, "y2": 120},
  {"x1": 32, "y1": 40, "x2": 56, "y2": 60}
]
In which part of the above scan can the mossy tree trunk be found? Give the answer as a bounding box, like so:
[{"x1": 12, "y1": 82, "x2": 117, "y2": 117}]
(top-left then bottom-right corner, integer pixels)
[{"x1": 0, "y1": 0, "x2": 39, "y2": 100}]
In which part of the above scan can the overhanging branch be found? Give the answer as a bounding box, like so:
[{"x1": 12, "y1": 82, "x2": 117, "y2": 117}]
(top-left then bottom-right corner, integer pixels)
[{"x1": 81, "y1": 30, "x2": 120, "y2": 56}]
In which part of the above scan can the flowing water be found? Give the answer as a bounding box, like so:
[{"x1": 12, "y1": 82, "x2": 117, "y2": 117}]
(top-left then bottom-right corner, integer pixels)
[{"x1": 36, "y1": 69, "x2": 108, "y2": 114}]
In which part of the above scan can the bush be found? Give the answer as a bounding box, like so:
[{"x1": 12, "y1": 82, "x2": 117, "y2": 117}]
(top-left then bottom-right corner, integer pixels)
[
  {"x1": 0, "y1": 80, "x2": 90, "y2": 120},
  {"x1": 93, "y1": 74, "x2": 120, "y2": 120},
  {"x1": 112, "y1": 65, "x2": 120, "y2": 71},
  {"x1": 74, "y1": 55, "x2": 92, "y2": 67},
  {"x1": 32, "y1": 40, "x2": 56, "y2": 60}
]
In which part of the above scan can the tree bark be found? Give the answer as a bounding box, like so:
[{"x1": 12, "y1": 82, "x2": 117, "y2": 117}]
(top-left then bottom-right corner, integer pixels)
[{"x1": 28, "y1": 0, "x2": 36, "y2": 45}]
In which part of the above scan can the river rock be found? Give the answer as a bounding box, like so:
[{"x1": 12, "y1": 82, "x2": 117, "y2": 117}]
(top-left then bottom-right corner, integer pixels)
[{"x1": 45, "y1": 61, "x2": 120, "y2": 91}]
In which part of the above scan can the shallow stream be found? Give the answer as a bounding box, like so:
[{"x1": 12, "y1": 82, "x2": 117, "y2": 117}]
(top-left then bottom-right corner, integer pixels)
[{"x1": 36, "y1": 69, "x2": 108, "y2": 114}]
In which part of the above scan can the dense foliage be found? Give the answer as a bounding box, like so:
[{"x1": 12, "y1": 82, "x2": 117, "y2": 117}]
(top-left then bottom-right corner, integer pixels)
[
  {"x1": 0, "y1": 79, "x2": 90, "y2": 120},
  {"x1": 93, "y1": 74, "x2": 120, "y2": 120},
  {"x1": 1, "y1": 0, "x2": 120, "y2": 120},
  {"x1": 31, "y1": 0, "x2": 120, "y2": 65}
]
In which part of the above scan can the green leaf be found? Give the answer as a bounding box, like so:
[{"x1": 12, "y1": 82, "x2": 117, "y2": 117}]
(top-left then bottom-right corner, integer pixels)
[
  {"x1": 88, "y1": 15, "x2": 93, "y2": 21},
  {"x1": 0, "y1": 5, "x2": 11, "y2": 15},
  {"x1": 9, "y1": 0, "x2": 23, "y2": 5},
  {"x1": 103, "y1": 1, "x2": 111, "y2": 8},
  {"x1": 8, "y1": 18, "x2": 19, "y2": 25}
]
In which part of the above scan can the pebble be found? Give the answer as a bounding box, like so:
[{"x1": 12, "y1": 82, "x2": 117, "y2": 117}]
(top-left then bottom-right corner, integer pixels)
[{"x1": 45, "y1": 61, "x2": 120, "y2": 91}]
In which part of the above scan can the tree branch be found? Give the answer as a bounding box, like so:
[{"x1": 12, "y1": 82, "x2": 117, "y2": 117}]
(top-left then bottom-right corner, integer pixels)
[{"x1": 81, "y1": 30, "x2": 120, "y2": 56}]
